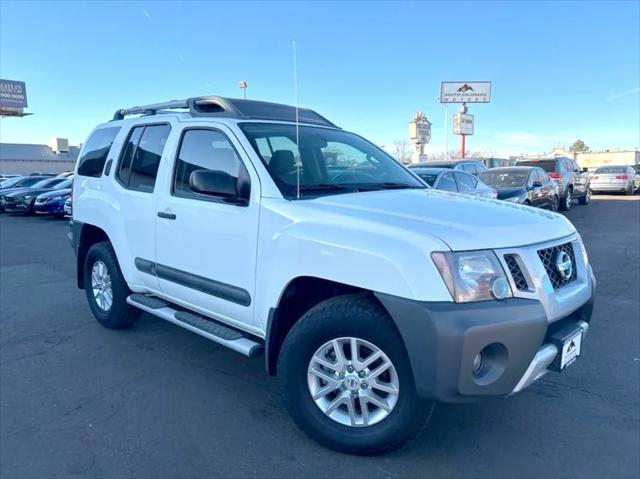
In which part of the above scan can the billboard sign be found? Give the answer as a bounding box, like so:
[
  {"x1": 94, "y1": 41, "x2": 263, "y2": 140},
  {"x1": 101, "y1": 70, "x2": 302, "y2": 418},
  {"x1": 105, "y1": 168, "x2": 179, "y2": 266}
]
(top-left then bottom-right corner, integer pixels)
[
  {"x1": 453, "y1": 113, "x2": 474, "y2": 135},
  {"x1": 0, "y1": 79, "x2": 28, "y2": 109},
  {"x1": 440, "y1": 82, "x2": 491, "y2": 103}
]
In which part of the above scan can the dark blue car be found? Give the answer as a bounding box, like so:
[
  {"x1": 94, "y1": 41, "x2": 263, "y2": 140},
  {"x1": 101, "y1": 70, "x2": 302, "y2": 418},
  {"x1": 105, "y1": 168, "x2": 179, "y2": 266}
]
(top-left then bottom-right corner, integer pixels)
[{"x1": 34, "y1": 188, "x2": 72, "y2": 217}]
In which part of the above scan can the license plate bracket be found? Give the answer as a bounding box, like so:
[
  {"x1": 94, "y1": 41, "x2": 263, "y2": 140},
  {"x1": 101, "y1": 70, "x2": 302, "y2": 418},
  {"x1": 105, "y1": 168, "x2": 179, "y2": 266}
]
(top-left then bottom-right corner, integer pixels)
[{"x1": 548, "y1": 323, "x2": 585, "y2": 372}]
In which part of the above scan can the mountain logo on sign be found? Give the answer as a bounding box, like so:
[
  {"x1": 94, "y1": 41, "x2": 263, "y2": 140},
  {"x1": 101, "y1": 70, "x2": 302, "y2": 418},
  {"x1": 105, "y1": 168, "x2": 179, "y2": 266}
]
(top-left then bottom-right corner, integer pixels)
[{"x1": 457, "y1": 84, "x2": 475, "y2": 93}]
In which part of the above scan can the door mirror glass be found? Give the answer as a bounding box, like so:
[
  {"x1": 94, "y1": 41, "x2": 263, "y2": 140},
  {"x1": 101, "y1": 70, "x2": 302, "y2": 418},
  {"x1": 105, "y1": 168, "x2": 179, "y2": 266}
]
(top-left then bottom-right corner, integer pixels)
[
  {"x1": 532, "y1": 181, "x2": 543, "y2": 188},
  {"x1": 189, "y1": 169, "x2": 246, "y2": 203},
  {"x1": 582, "y1": 167, "x2": 589, "y2": 173}
]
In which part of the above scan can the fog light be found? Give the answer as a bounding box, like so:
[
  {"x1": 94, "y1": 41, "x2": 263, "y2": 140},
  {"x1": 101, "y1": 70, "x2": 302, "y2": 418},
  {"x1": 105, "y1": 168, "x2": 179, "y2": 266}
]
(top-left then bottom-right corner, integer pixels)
[
  {"x1": 491, "y1": 277, "x2": 510, "y2": 300},
  {"x1": 472, "y1": 352, "x2": 484, "y2": 375}
]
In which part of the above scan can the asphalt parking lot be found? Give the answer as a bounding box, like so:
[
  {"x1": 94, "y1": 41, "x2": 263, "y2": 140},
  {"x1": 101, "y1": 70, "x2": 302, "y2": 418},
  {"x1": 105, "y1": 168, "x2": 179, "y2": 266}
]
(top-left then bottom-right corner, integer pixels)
[{"x1": 1, "y1": 196, "x2": 639, "y2": 479}]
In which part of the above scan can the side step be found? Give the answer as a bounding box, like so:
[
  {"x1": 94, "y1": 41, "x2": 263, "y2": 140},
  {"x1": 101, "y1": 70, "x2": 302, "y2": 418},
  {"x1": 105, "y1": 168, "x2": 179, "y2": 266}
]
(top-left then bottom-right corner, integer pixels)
[{"x1": 127, "y1": 294, "x2": 263, "y2": 358}]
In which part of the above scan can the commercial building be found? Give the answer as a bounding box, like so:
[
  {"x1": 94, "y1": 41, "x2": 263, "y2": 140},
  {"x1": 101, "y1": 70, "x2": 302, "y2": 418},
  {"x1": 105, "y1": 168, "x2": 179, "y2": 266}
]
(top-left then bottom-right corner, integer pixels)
[
  {"x1": 0, "y1": 138, "x2": 79, "y2": 174},
  {"x1": 575, "y1": 150, "x2": 639, "y2": 171}
]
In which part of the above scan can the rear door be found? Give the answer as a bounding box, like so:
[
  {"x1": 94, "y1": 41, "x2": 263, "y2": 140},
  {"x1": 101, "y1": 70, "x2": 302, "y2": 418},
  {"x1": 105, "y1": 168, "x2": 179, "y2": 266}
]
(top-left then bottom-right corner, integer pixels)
[
  {"x1": 113, "y1": 123, "x2": 173, "y2": 290},
  {"x1": 569, "y1": 159, "x2": 588, "y2": 197}
]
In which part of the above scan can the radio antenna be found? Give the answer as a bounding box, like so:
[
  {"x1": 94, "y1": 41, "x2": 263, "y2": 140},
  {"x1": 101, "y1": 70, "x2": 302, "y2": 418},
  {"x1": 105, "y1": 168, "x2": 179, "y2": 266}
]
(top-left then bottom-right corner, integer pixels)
[{"x1": 293, "y1": 40, "x2": 301, "y2": 199}]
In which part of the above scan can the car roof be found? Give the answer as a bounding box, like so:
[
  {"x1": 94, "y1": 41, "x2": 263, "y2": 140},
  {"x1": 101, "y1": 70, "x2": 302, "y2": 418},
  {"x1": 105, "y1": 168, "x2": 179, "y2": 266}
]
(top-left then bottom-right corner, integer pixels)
[{"x1": 411, "y1": 159, "x2": 482, "y2": 168}]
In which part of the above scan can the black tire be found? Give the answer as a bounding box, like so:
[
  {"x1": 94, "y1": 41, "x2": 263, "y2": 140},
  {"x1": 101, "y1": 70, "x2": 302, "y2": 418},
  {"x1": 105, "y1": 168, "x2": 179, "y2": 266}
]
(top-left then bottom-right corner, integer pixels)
[
  {"x1": 625, "y1": 184, "x2": 634, "y2": 195},
  {"x1": 560, "y1": 188, "x2": 573, "y2": 211},
  {"x1": 551, "y1": 195, "x2": 559, "y2": 211},
  {"x1": 578, "y1": 189, "x2": 590, "y2": 205},
  {"x1": 278, "y1": 294, "x2": 434, "y2": 455},
  {"x1": 83, "y1": 241, "x2": 140, "y2": 329}
]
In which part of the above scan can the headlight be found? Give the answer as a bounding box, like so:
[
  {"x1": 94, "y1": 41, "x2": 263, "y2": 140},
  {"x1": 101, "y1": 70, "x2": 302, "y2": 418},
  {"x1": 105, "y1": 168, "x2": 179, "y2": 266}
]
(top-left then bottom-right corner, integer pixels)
[
  {"x1": 22, "y1": 195, "x2": 34, "y2": 200},
  {"x1": 432, "y1": 250, "x2": 512, "y2": 302},
  {"x1": 577, "y1": 235, "x2": 589, "y2": 264}
]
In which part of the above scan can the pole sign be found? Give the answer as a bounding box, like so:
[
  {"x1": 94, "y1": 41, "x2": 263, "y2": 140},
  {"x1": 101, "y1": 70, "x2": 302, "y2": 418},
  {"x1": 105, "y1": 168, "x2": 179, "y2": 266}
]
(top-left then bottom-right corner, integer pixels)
[
  {"x1": 408, "y1": 111, "x2": 431, "y2": 144},
  {"x1": 440, "y1": 82, "x2": 491, "y2": 103},
  {"x1": 0, "y1": 79, "x2": 28, "y2": 109},
  {"x1": 453, "y1": 113, "x2": 474, "y2": 135}
]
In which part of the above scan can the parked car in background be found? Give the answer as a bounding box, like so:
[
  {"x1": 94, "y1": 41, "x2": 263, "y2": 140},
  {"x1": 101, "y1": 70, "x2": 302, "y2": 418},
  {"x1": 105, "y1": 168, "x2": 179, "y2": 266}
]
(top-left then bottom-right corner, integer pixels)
[
  {"x1": 589, "y1": 165, "x2": 638, "y2": 195},
  {"x1": 3, "y1": 178, "x2": 73, "y2": 215},
  {"x1": 479, "y1": 166, "x2": 559, "y2": 210},
  {"x1": 0, "y1": 176, "x2": 48, "y2": 194},
  {"x1": 517, "y1": 157, "x2": 590, "y2": 210},
  {"x1": 57, "y1": 171, "x2": 75, "y2": 178},
  {"x1": 64, "y1": 197, "x2": 72, "y2": 216},
  {"x1": 410, "y1": 166, "x2": 497, "y2": 198},
  {"x1": 34, "y1": 187, "x2": 73, "y2": 218},
  {"x1": 0, "y1": 174, "x2": 20, "y2": 184},
  {"x1": 411, "y1": 159, "x2": 487, "y2": 176}
]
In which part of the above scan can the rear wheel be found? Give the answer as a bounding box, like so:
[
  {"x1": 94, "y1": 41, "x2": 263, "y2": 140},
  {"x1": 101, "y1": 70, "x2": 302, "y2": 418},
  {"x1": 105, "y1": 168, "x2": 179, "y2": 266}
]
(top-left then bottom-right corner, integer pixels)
[
  {"x1": 84, "y1": 242, "x2": 140, "y2": 329},
  {"x1": 278, "y1": 294, "x2": 433, "y2": 455},
  {"x1": 560, "y1": 188, "x2": 573, "y2": 211},
  {"x1": 626, "y1": 184, "x2": 634, "y2": 195}
]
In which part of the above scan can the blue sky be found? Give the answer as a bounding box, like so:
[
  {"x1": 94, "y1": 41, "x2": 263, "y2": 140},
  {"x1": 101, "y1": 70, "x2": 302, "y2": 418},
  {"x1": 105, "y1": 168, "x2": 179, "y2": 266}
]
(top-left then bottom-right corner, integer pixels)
[{"x1": 1, "y1": 0, "x2": 639, "y2": 157}]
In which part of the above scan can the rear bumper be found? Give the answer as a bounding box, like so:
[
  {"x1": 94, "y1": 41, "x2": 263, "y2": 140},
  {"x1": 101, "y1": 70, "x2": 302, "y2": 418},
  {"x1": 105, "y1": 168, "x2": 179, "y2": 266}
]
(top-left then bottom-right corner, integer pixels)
[
  {"x1": 590, "y1": 182, "x2": 629, "y2": 192},
  {"x1": 375, "y1": 292, "x2": 594, "y2": 403}
]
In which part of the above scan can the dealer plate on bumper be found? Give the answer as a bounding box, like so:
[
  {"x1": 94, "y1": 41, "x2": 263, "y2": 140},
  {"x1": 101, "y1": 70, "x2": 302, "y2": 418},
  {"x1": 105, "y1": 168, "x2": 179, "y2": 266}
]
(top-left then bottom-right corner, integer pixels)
[
  {"x1": 559, "y1": 330, "x2": 582, "y2": 369},
  {"x1": 549, "y1": 322, "x2": 587, "y2": 372}
]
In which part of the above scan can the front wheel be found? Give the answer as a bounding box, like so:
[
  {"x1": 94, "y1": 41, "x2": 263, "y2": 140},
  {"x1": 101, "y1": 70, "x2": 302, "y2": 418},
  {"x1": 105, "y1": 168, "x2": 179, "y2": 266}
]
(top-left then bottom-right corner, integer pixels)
[
  {"x1": 579, "y1": 188, "x2": 591, "y2": 205},
  {"x1": 278, "y1": 294, "x2": 433, "y2": 455},
  {"x1": 551, "y1": 195, "x2": 559, "y2": 211}
]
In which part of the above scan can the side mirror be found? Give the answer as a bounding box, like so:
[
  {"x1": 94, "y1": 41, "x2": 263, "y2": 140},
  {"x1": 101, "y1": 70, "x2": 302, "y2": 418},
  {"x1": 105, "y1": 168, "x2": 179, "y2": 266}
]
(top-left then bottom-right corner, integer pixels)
[
  {"x1": 189, "y1": 169, "x2": 249, "y2": 205},
  {"x1": 582, "y1": 167, "x2": 589, "y2": 173},
  {"x1": 532, "y1": 181, "x2": 543, "y2": 188}
]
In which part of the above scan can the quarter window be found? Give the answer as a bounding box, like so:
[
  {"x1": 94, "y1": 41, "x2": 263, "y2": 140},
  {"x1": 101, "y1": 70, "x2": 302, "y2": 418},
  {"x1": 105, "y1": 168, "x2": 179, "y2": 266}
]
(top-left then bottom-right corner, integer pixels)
[
  {"x1": 77, "y1": 127, "x2": 121, "y2": 177},
  {"x1": 117, "y1": 124, "x2": 171, "y2": 192},
  {"x1": 455, "y1": 172, "x2": 477, "y2": 193},
  {"x1": 438, "y1": 172, "x2": 458, "y2": 192},
  {"x1": 173, "y1": 129, "x2": 243, "y2": 198}
]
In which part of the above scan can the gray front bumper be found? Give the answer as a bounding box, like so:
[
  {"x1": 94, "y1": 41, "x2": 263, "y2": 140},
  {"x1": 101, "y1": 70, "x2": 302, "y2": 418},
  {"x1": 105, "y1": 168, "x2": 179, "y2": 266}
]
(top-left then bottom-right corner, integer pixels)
[{"x1": 376, "y1": 292, "x2": 595, "y2": 403}]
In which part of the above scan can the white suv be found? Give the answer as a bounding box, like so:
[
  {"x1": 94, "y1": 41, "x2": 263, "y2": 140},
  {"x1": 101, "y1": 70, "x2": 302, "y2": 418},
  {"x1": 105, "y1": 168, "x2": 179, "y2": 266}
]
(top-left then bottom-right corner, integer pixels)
[{"x1": 70, "y1": 96, "x2": 595, "y2": 454}]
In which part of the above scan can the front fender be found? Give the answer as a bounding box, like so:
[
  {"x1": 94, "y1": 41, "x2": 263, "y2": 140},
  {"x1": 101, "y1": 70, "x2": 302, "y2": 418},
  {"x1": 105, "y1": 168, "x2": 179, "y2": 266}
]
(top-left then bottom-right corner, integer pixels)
[{"x1": 253, "y1": 205, "x2": 453, "y2": 331}]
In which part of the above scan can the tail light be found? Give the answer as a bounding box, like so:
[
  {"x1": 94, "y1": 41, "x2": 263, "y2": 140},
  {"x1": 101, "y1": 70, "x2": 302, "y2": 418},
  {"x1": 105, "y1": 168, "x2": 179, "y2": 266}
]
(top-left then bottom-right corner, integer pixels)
[
  {"x1": 615, "y1": 175, "x2": 629, "y2": 180},
  {"x1": 548, "y1": 172, "x2": 562, "y2": 181},
  {"x1": 591, "y1": 176, "x2": 599, "y2": 180}
]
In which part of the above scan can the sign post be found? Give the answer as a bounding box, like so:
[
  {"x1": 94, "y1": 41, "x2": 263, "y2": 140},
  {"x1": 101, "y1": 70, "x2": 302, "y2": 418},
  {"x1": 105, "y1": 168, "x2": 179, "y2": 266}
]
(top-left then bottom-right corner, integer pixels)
[
  {"x1": 440, "y1": 81, "x2": 490, "y2": 158},
  {"x1": 408, "y1": 111, "x2": 431, "y2": 163}
]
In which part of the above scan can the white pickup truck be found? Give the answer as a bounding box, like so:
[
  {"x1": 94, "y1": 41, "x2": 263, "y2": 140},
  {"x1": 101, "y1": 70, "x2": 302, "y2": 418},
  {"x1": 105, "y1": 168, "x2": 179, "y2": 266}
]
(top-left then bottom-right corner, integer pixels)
[{"x1": 70, "y1": 96, "x2": 595, "y2": 454}]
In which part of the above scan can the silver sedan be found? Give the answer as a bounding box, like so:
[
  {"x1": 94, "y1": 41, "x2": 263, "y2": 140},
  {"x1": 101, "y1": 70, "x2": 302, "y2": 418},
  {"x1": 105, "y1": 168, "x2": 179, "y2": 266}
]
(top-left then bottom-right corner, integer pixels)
[{"x1": 590, "y1": 165, "x2": 638, "y2": 195}]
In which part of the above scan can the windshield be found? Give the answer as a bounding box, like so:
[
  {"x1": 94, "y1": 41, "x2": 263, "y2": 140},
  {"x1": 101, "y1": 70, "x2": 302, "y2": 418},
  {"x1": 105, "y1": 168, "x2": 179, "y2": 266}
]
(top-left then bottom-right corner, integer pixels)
[
  {"x1": 31, "y1": 177, "x2": 65, "y2": 189},
  {"x1": 595, "y1": 166, "x2": 627, "y2": 174},
  {"x1": 54, "y1": 179, "x2": 72, "y2": 189},
  {"x1": 479, "y1": 170, "x2": 529, "y2": 188},
  {"x1": 518, "y1": 160, "x2": 556, "y2": 172},
  {"x1": 239, "y1": 123, "x2": 425, "y2": 198}
]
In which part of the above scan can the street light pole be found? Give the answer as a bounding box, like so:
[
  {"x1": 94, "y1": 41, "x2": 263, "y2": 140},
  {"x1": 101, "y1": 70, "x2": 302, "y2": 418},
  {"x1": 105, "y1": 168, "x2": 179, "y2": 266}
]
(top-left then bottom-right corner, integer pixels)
[{"x1": 444, "y1": 103, "x2": 448, "y2": 159}]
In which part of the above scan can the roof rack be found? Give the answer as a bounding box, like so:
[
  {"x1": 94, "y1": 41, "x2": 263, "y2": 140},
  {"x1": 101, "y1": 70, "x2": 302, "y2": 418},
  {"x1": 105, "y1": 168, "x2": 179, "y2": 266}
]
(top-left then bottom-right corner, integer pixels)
[{"x1": 111, "y1": 96, "x2": 338, "y2": 128}]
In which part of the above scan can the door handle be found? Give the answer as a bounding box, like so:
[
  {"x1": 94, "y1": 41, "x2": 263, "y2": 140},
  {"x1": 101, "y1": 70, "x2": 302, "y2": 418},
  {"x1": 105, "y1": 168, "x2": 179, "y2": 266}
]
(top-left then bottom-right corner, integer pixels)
[{"x1": 157, "y1": 211, "x2": 176, "y2": 220}]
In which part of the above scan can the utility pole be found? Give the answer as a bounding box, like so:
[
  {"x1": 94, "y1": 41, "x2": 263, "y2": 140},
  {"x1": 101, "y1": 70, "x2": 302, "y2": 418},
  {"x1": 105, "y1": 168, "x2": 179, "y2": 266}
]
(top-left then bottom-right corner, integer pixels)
[{"x1": 239, "y1": 81, "x2": 248, "y2": 99}]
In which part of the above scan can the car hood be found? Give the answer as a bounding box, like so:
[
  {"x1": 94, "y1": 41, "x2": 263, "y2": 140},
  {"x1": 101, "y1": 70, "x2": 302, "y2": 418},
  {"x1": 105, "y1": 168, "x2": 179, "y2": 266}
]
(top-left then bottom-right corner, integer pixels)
[
  {"x1": 37, "y1": 188, "x2": 71, "y2": 199},
  {"x1": 290, "y1": 189, "x2": 575, "y2": 251},
  {"x1": 495, "y1": 187, "x2": 526, "y2": 199}
]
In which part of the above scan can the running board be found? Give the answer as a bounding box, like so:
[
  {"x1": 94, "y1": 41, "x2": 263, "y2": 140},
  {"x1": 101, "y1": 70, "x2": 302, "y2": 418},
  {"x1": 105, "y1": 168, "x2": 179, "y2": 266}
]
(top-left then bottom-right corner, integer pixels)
[{"x1": 127, "y1": 294, "x2": 263, "y2": 358}]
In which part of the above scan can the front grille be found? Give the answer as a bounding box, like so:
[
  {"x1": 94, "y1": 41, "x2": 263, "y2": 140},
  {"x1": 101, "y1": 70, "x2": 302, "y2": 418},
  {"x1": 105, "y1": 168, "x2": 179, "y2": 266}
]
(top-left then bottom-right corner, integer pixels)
[
  {"x1": 504, "y1": 254, "x2": 529, "y2": 291},
  {"x1": 538, "y1": 242, "x2": 577, "y2": 289}
]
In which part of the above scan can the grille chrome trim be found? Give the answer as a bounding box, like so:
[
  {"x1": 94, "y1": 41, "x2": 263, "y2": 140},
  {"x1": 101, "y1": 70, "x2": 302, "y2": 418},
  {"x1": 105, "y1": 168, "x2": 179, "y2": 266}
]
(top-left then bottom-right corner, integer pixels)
[{"x1": 504, "y1": 254, "x2": 530, "y2": 291}]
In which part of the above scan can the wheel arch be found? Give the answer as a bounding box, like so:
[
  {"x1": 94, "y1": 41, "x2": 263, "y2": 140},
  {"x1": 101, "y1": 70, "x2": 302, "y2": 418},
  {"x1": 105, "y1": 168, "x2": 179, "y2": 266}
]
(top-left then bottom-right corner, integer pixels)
[
  {"x1": 265, "y1": 276, "x2": 395, "y2": 376},
  {"x1": 74, "y1": 222, "x2": 111, "y2": 289}
]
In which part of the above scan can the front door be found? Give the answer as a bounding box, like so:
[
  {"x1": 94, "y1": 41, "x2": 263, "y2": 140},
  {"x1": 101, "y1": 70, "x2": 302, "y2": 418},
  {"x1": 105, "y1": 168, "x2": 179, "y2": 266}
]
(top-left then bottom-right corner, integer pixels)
[{"x1": 154, "y1": 125, "x2": 260, "y2": 332}]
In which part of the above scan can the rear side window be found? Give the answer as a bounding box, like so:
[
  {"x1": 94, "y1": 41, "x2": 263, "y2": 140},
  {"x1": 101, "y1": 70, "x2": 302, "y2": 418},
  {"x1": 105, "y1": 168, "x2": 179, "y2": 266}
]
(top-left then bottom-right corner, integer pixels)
[
  {"x1": 519, "y1": 160, "x2": 557, "y2": 172},
  {"x1": 117, "y1": 124, "x2": 171, "y2": 192},
  {"x1": 173, "y1": 129, "x2": 242, "y2": 198},
  {"x1": 77, "y1": 127, "x2": 121, "y2": 177}
]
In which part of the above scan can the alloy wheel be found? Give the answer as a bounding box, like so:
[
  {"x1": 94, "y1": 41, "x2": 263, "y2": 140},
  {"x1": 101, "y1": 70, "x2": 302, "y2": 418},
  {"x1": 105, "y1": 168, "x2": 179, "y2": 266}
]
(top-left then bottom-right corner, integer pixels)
[
  {"x1": 91, "y1": 260, "x2": 113, "y2": 311},
  {"x1": 307, "y1": 337, "x2": 399, "y2": 427}
]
